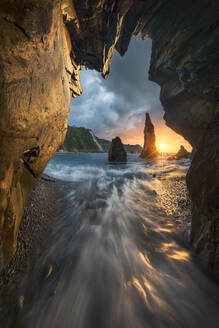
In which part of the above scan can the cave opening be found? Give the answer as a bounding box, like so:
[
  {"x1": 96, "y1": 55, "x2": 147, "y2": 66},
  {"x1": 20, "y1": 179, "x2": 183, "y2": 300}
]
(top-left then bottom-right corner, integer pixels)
[
  {"x1": 1, "y1": 1, "x2": 219, "y2": 326},
  {"x1": 67, "y1": 36, "x2": 191, "y2": 155}
]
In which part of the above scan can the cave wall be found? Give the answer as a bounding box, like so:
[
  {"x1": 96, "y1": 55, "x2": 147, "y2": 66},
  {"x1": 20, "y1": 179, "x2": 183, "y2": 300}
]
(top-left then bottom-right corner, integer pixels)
[
  {"x1": 0, "y1": 0, "x2": 81, "y2": 268},
  {"x1": 133, "y1": 0, "x2": 219, "y2": 278},
  {"x1": 0, "y1": 0, "x2": 219, "y2": 278}
]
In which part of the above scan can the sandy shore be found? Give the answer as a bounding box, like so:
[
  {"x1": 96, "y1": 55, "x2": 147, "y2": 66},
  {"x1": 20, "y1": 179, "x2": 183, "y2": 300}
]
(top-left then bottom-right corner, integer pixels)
[{"x1": 0, "y1": 175, "x2": 64, "y2": 325}]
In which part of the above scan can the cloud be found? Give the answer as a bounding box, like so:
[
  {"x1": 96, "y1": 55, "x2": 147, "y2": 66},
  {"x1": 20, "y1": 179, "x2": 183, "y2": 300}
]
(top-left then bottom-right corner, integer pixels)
[{"x1": 69, "y1": 37, "x2": 163, "y2": 140}]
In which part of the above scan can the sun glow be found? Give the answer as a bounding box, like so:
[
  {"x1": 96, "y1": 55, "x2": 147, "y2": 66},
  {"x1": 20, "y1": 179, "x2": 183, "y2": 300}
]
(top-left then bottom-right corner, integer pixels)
[
  {"x1": 157, "y1": 143, "x2": 167, "y2": 152},
  {"x1": 116, "y1": 116, "x2": 192, "y2": 154}
]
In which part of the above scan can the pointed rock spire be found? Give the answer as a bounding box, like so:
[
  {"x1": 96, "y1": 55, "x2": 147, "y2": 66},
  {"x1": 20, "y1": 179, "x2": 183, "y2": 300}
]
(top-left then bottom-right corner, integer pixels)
[
  {"x1": 140, "y1": 113, "x2": 158, "y2": 158},
  {"x1": 175, "y1": 145, "x2": 190, "y2": 159}
]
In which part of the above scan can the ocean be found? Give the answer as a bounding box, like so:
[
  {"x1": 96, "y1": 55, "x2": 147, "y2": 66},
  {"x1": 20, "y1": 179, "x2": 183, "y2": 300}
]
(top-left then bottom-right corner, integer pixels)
[{"x1": 44, "y1": 152, "x2": 190, "y2": 181}]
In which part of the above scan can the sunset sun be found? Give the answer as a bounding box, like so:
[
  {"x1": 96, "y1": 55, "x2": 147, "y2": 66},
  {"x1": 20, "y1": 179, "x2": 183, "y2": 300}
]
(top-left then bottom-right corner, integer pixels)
[{"x1": 157, "y1": 143, "x2": 167, "y2": 152}]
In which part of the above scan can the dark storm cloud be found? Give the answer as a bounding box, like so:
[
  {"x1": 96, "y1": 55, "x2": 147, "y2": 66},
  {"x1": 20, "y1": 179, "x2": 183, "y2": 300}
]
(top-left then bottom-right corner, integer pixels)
[{"x1": 69, "y1": 37, "x2": 163, "y2": 139}]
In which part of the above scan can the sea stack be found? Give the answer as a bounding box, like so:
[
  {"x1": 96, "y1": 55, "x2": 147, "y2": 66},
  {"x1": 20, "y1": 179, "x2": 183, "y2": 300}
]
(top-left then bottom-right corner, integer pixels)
[
  {"x1": 108, "y1": 137, "x2": 127, "y2": 163},
  {"x1": 140, "y1": 113, "x2": 158, "y2": 158},
  {"x1": 175, "y1": 145, "x2": 190, "y2": 159}
]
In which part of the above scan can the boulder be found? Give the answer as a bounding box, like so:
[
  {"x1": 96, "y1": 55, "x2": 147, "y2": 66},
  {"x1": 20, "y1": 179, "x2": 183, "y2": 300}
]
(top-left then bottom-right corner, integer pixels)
[
  {"x1": 140, "y1": 113, "x2": 158, "y2": 158},
  {"x1": 108, "y1": 137, "x2": 127, "y2": 163}
]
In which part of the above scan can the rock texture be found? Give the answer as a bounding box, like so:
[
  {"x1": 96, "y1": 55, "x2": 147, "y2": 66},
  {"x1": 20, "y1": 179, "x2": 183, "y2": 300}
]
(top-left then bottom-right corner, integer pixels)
[
  {"x1": 135, "y1": 0, "x2": 219, "y2": 279},
  {"x1": 0, "y1": 0, "x2": 82, "y2": 268},
  {"x1": 187, "y1": 134, "x2": 219, "y2": 280},
  {"x1": 108, "y1": 137, "x2": 127, "y2": 163},
  {"x1": 0, "y1": 0, "x2": 219, "y2": 279},
  {"x1": 140, "y1": 113, "x2": 158, "y2": 158}
]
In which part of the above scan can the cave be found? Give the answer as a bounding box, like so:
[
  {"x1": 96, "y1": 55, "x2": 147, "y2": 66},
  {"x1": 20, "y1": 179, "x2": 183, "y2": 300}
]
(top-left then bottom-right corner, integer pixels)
[{"x1": 0, "y1": 0, "x2": 219, "y2": 311}]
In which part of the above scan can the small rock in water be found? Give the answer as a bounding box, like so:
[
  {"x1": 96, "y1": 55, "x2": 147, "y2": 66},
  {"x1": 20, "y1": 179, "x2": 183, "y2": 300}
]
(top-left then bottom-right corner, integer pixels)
[
  {"x1": 167, "y1": 145, "x2": 191, "y2": 160},
  {"x1": 175, "y1": 145, "x2": 190, "y2": 159},
  {"x1": 108, "y1": 137, "x2": 127, "y2": 163}
]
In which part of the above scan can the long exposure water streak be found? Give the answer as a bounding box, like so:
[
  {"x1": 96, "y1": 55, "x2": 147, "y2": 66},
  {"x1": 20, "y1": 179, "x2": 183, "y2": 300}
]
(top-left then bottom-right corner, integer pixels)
[{"x1": 18, "y1": 153, "x2": 219, "y2": 327}]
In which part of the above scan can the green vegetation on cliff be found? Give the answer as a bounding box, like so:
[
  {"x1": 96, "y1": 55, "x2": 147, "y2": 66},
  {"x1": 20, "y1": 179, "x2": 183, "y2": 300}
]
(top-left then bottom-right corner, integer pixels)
[
  {"x1": 60, "y1": 126, "x2": 142, "y2": 153},
  {"x1": 61, "y1": 127, "x2": 102, "y2": 152}
]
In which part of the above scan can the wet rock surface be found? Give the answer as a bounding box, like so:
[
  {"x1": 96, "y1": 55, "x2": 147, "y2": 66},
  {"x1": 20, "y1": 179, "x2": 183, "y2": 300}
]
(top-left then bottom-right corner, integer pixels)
[
  {"x1": 140, "y1": 113, "x2": 158, "y2": 159},
  {"x1": 108, "y1": 137, "x2": 127, "y2": 162}
]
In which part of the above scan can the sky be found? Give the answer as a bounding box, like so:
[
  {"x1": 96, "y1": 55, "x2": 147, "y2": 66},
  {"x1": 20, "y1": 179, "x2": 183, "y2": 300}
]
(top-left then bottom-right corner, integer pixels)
[{"x1": 69, "y1": 36, "x2": 191, "y2": 153}]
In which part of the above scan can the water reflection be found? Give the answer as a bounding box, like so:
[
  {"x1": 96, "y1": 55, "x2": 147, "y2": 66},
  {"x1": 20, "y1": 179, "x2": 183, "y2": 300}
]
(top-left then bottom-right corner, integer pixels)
[
  {"x1": 155, "y1": 227, "x2": 172, "y2": 233},
  {"x1": 167, "y1": 250, "x2": 190, "y2": 261},
  {"x1": 156, "y1": 243, "x2": 190, "y2": 261}
]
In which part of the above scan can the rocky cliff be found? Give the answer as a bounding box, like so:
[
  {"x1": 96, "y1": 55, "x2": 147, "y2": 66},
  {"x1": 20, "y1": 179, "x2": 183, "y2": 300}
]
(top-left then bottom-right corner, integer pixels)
[
  {"x1": 140, "y1": 113, "x2": 158, "y2": 158},
  {"x1": 0, "y1": 0, "x2": 219, "y2": 278},
  {"x1": 0, "y1": 0, "x2": 81, "y2": 268},
  {"x1": 61, "y1": 126, "x2": 142, "y2": 153},
  {"x1": 61, "y1": 126, "x2": 104, "y2": 152}
]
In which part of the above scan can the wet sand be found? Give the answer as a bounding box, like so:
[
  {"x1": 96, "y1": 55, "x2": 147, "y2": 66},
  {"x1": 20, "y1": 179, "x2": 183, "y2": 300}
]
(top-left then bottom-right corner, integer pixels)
[{"x1": 159, "y1": 174, "x2": 191, "y2": 243}]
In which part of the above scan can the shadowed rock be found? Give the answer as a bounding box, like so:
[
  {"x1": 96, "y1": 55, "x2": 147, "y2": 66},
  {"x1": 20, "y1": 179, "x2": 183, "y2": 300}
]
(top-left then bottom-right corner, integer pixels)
[
  {"x1": 167, "y1": 145, "x2": 191, "y2": 161},
  {"x1": 176, "y1": 145, "x2": 190, "y2": 159},
  {"x1": 108, "y1": 137, "x2": 127, "y2": 163},
  {"x1": 140, "y1": 113, "x2": 158, "y2": 159}
]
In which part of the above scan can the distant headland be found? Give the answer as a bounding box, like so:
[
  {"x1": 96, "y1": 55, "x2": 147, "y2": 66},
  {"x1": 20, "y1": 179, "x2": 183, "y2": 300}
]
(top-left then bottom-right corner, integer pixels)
[{"x1": 58, "y1": 126, "x2": 142, "y2": 154}]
